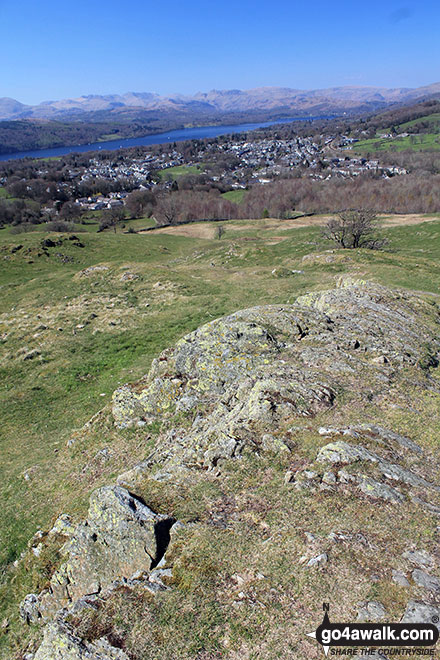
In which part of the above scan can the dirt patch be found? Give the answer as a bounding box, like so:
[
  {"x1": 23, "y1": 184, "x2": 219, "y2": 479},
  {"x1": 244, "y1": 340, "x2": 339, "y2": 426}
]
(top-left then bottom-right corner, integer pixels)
[
  {"x1": 229, "y1": 217, "x2": 327, "y2": 232},
  {"x1": 379, "y1": 214, "x2": 440, "y2": 226},
  {"x1": 147, "y1": 214, "x2": 440, "y2": 240},
  {"x1": 153, "y1": 224, "x2": 219, "y2": 239}
]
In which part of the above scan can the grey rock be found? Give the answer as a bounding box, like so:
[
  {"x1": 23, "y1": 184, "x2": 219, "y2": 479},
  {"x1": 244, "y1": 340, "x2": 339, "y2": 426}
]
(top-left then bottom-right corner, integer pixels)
[
  {"x1": 306, "y1": 553, "x2": 328, "y2": 568},
  {"x1": 49, "y1": 514, "x2": 75, "y2": 538},
  {"x1": 317, "y1": 441, "x2": 378, "y2": 465},
  {"x1": 19, "y1": 593, "x2": 41, "y2": 624},
  {"x1": 357, "y1": 475, "x2": 404, "y2": 503},
  {"x1": 403, "y1": 550, "x2": 435, "y2": 570},
  {"x1": 322, "y1": 471, "x2": 337, "y2": 485},
  {"x1": 35, "y1": 486, "x2": 175, "y2": 619},
  {"x1": 357, "y1": 600, "x2": 388, "y2": 622},
  {"x1": 34, "y1": 621, "x2": 129, "y2": 659},
  {"x1": 23, "y1": 349, "x2": 41, "y2": 361},
  {"x1": 353, "y1": 424, "x2": 422, "y2": 454},
  {"x1": 338, "y1": 469, "x2": 356, "y2": 484},
  {"x1": 120, "y1": 272, "x2": 139, "y2": 282},
  {"x1": 392, "y1": 570, "x2": 410, "y2": 587},
  {"x1": 111, "y1": 280, "x2": 440, "y2": 472},
  {"x1": 412, "y1": 569, "x2": 440, "y2": 593},
  {"x1": 317, "y1": 440, "x2": 433, "y2": 494},
  {"x1": 401, "y1": 600, "x2": 440, "y2": 631}
]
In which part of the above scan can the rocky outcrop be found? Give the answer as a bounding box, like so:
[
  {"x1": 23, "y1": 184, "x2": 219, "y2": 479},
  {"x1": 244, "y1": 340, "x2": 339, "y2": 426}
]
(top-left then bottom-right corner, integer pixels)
[
  {"x1": 23, "y1": 279, "x2": 440, "y2": 659},
  {"x1": 290, "y1": 423, "x2": 440, "y2": 513},
  {"x1": 22, "y1": 487, "x2": 176, "y2": 625},
  {"x1": 112, "y1": 278, "x2": 440, "y2": 476}
]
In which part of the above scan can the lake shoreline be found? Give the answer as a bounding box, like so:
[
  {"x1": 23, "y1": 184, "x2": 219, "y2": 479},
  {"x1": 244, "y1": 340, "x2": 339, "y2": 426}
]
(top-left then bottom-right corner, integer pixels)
[{"x1": 0, "y1": 115, "x2": 331, "y2": 162}]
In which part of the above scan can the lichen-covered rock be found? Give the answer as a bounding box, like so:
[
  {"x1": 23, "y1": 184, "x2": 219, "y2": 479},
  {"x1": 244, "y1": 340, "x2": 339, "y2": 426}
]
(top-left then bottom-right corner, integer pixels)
[
  {"x1": 19, "y1": 593, "x2": 41, "y2": 624},
  {"x1": 33, "y1": 486, "x2": 175, "y2": 620},
  {"x1": 111, "y1": 279, "x2": 440, "y2": 472},
  {"x1": 34, "y1": 622, "x2": 129, "y2": 660},
  {"x1": 294, "y1": 420, "x2": 440, "y2": 510},
  {"x1": 317, "y1": 440, "x2": 433, "y2": 490}
]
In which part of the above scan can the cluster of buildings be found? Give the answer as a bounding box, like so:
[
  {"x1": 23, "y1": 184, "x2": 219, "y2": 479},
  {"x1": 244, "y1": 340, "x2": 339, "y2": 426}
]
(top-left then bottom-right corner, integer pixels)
[{"x1": 3, "y1": 129, "x2": 410, "y2": 216}]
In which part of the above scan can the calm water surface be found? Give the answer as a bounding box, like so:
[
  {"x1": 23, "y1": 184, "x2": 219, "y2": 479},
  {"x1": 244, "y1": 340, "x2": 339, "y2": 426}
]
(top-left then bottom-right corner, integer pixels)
[{"x1": 0, "y1": 116, "x2": 329, "y2": 161}]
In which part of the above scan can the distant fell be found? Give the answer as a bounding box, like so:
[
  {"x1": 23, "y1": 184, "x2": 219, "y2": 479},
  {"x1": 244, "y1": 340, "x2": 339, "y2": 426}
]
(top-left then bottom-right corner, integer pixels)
[{"x1": 1, "y1": 82, "x2": 440, "y2": 121}]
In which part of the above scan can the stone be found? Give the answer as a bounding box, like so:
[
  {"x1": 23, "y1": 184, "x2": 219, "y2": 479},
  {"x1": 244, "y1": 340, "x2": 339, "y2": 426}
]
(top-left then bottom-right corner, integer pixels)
[
  {"x1": 392, "y1": 570, "x2": 410, "y2": 587},
  {"x1": 403, "y1": 550, "x2": 435, "y2": 570},
  {"x1": 357, "y1": 601, "x2": 388, "y2": 622},
  {"x1": 306, "y1": 553, "x2": 328, "y2": 568},
  {"x1": 412, "y1": 569, "x2": 440, "y2": 593},
  {"x1": 35, "y1": 486, "x2": 175, "y2": 619},
  {"x1": 322, "y1": 471, "x2": 337, "y2": 485},
  {"x1": 357, "y1": 475, "x2": 405, "y2": 504},
  {"x1": 23, "y1": 349, "x2": 41, "y2": 361},
  {"x1": 34, "y1": 621, "x2": 129, "y2": 659},
  {"x1": 19, "y1": 593, "x2": 41, "y2": 624},
  {"x1": 109, "y1": 281, "x2": 440, "y2": 475},
  {"x1": 401, "y1": 600, "x2": 440, "y2": 631},
  {"x1": 78, "y1": 265, "x2": 109, "y2": 277},
  {"x1": 112, "y1": 386, "x2": 148, "y2": 429},
  {"x1": 120, "y1": 272, "x2": 139, "y2": 282},
  {"x1": 317, "y1": 439, "x2": 432, "y2": 498}
]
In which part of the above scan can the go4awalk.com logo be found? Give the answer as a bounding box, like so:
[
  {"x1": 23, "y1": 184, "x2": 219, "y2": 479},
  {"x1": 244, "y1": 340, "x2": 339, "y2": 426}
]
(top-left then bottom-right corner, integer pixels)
[{"x1": 307, "y1": 604, "x2": 439, "y2": 657}]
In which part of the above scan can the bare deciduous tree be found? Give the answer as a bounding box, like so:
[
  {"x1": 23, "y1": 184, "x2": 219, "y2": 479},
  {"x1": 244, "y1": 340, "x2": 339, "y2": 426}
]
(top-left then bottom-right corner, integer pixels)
[
  {"x1": 154, "y1": 194, "x2": 180, "y2": 227},
  {"x1": 323, "y1": 209, "x2": 386, "y2": 249},
  {"x1": 98, "y1": 206, "x2": 125, "y2": 233}
]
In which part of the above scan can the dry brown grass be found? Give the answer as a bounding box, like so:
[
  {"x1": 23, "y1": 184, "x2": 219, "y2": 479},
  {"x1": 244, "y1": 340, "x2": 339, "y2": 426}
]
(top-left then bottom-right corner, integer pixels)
[{"x1": 149, "y1": 214, "x2": 440, "y2": 240}]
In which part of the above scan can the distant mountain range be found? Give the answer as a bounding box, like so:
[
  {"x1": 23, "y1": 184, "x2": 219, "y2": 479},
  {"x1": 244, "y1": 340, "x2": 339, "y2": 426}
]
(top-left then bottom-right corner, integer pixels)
[{"x1": 1, "y1": 83, "x2": 440, "y2": 122}]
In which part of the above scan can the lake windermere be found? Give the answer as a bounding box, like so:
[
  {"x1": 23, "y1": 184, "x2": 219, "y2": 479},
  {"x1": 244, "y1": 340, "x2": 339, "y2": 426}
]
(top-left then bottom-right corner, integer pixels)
[{"x1": 0, "y1": 116, "x2": 329, "y2": 161}]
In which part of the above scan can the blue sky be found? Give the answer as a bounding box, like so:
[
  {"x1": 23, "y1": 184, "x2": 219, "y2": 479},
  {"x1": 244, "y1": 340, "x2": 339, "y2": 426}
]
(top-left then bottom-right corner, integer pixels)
[{"x1": 0, "y1": 0, "x2": 439, "y2": 104}]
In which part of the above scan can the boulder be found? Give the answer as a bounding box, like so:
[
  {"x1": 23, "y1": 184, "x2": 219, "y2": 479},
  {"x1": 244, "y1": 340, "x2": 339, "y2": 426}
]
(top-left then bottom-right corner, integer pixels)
[
  {"x1": 31, "y1": 486, "x2": 175, "y2": 619},
  {"x1": 34, "y1": 622, "x2": 129, "y2": 660}
]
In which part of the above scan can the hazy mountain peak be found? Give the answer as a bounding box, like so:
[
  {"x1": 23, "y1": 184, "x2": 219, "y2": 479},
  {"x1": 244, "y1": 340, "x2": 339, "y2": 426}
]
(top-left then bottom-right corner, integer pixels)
[{"x1": 0, "y1": 82, "x2": 439, "y2": 121}]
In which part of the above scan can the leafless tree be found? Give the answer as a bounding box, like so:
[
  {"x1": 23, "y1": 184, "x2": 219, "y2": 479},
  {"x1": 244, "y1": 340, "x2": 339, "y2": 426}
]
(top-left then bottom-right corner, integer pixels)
[
  {"x1": 155, "y1": 194, "x2": 180, "y2": 226},
  {"x1": 125, "y1": 190, "x2": 155, "y2": 218},
  {"x1": 323, "y1": 209, "x2": 387, "y2": 249},
  {"x1": 98, "y1": 206, "x2": 125, "y2": 233}
]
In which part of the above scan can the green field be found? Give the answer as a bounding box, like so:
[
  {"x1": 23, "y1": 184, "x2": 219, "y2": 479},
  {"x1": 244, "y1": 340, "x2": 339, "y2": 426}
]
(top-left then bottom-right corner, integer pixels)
[
  {"x1": 221, "y1": 189, "x2": 246, "y2": 203},
  {"x1": 157, "y1": 164, "x2": 204, "y2": 180},
  {"x1": 1, "y1": 215, "x2": 440, "y2": 656},
  {"x1": 0, "y1": 187, "x2": 12, "y2": 199},
  {"x1": 352, "y1": 133, "x2": 440, "y2": 152}
]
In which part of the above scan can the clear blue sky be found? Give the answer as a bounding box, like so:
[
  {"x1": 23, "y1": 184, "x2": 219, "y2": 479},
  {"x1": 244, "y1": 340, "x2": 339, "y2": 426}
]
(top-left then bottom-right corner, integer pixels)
[{"x1": 0, "y1": 0, "x2": 439, "y2": 104}]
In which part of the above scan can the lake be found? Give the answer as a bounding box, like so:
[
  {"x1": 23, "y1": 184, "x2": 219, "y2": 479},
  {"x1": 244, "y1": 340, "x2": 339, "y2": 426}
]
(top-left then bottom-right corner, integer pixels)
[{"x1": 0, "y1": 116, "x2": 329, "y2": 161}]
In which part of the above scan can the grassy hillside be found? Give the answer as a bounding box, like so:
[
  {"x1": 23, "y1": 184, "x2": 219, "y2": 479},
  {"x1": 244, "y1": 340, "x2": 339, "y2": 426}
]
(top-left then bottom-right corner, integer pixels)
[
  {"x1": 352, "y1": 110, "x2": 440, "y2": 152},
  {"x1": 1, "y1": 215, "x2": 440, "y2": 656}
]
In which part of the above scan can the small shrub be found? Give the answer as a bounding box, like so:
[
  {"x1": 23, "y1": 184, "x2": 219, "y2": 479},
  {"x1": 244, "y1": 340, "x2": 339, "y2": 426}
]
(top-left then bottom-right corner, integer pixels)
[
  {"x1": 46, "y1": 220, "x2": 76, "y2": 233},
  {"x1": 215, "y1": 225, "x2": 225, "y2": 240}
]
